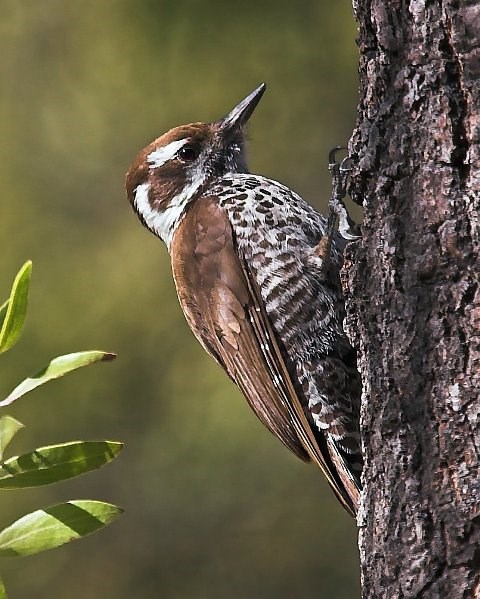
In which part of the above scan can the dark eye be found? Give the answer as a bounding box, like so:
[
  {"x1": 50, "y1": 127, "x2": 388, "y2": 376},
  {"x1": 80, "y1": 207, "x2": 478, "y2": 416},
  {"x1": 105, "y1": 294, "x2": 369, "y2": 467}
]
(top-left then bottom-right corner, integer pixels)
[{"x1": 178, "y1": 146, "x2": 199, "y2": 161}]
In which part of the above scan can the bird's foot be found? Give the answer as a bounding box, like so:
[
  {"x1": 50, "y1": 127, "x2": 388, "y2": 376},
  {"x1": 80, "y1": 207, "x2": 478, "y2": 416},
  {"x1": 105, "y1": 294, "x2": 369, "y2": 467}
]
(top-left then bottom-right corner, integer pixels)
[
  {"x1": 328, "y1": 147, "x2": 361, "y2": 241},
  {"x1": 314, "y1": 148, "x2": 361, "y2": 279}
]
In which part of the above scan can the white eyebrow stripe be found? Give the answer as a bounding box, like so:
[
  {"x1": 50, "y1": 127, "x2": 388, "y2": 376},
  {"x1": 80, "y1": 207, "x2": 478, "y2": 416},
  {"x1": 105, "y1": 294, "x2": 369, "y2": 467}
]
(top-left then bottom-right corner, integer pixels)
[{"x1": 147, "y1": 138, "x2": 189, "y2": 169}]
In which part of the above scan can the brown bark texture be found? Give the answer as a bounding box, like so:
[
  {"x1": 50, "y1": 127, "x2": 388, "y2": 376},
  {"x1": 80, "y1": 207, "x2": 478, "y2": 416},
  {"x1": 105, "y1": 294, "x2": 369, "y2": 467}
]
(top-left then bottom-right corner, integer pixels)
[{"x1": 344, "y1": 1, "x2": 480, "y2": 597}]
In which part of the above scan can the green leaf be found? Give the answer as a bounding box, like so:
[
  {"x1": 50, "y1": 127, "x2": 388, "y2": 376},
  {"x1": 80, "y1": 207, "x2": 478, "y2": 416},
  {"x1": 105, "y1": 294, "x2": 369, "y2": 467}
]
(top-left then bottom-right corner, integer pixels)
[
  {"x1": 0, "y1": 300, "x2": 9, "y2": 333},
  {"x1": 0, "y1": 441, "x2": 122, "y2": 489},
  {"x1": 0, "y1": 262, "x2": 32, "y2": 355},
  {"x1": 0, "y1": 574, "x2": 6, "y2": 598},
  {"x1": 0, "y1": 417, "x2": 24, "y2": 462},
  {"x1": 0, "y1": 500, "x2": 123, "y2": 557},
  {"x1": 0, "y1": 351, "x2": 116, "y2": 407}
]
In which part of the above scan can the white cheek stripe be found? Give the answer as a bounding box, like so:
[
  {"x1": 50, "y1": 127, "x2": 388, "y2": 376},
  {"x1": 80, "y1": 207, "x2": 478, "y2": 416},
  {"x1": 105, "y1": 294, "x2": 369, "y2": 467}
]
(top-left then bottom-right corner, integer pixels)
[
  {"x1": 134, "y1": 182, "x2": 185, "y2": 248},
  {"x1": 134, "y1": 172, "x2": 207, "y2": 250},
  {"x1": 147, "y1": 139, "x2": 188, "y2": 169}
]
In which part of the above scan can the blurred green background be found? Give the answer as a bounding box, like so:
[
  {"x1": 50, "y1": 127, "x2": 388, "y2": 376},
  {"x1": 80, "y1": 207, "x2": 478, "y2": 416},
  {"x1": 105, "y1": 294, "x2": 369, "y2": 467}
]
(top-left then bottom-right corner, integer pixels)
[{"x1": 0, "y1": 1, "x2": 360, "y2": 597}]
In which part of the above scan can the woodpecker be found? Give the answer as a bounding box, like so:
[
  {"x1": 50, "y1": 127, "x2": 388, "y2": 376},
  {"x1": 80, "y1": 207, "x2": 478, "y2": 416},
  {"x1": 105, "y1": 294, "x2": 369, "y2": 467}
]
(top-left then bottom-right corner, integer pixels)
[{"x1": 126, "y1": 84, "x2": 362, "y2": 516}]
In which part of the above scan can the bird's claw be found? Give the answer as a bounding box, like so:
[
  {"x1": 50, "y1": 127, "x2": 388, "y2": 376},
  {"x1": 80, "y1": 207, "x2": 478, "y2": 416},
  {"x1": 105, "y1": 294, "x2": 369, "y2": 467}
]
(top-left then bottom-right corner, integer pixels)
[
  {"x1": 328, "y1": 146, "x2": 347, "y2": 167},
  {"x1": 340, "y1": 156, "x2": 353, "y2": 175}
]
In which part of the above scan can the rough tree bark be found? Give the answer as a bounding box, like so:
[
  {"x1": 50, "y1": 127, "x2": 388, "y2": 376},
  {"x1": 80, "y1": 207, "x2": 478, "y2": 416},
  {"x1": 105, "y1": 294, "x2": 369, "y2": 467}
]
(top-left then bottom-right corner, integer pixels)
[{"x1": 344, "y1": 1, "x2": 480, "y2": 597}]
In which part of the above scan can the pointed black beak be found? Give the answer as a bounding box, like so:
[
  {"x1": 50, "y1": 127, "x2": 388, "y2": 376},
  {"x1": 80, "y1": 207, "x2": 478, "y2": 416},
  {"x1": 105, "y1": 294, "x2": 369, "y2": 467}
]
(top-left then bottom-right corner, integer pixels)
[{"x1": 217, "y1": 83, "x2": 266, "y2": 134}]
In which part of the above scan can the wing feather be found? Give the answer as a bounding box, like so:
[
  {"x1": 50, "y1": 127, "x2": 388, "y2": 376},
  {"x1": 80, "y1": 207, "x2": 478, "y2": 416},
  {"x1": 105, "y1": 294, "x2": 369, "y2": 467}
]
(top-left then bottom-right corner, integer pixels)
[{"x1": 171, "y1": 196, "x2": 358, "y2": 515}]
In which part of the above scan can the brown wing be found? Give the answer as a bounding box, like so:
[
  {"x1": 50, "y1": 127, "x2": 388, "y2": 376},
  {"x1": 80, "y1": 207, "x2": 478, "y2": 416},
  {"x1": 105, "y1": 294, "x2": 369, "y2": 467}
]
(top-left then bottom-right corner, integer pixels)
[{"x1": 170, "y1": 196, "x2": 358, "y2": 516}]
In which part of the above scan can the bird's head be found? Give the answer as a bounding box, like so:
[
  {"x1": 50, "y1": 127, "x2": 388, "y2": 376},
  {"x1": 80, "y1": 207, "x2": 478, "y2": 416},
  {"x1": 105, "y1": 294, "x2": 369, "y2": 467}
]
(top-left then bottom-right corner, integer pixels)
[{"x1": 126, "y1": 83, "x2": 266, "y2": 248}]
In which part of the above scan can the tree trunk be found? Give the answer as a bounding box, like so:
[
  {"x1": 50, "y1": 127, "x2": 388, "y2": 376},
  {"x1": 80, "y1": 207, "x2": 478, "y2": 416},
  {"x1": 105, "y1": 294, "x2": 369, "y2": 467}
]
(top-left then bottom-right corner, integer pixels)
[{"x1": 344, "y1": 1, "x2": 480, "y2": 597}]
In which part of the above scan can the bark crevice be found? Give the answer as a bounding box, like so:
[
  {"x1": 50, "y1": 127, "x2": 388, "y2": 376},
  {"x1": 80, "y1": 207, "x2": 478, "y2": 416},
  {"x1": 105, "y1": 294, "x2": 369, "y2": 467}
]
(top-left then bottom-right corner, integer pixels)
[{"x1": 440, "y1": 11, "x2": 470, "y2": 183}]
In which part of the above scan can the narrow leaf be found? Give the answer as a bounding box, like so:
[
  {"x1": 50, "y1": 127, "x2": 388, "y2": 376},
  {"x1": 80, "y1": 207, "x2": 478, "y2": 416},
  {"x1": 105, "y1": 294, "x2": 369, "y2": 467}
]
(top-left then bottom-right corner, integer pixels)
[
  {"x1": 0, "y1": 500, "x2": 123, "y2": 557},
  {"x1": 0, "y1": 262, "x2": 32, "y2": 355},
  {"x1": 0, "y1": 300, "x2": 9, "y2": 332},
  {"x1": 0, "y1": 351, "x2": 116, "y2": 407},
  {"x1": 0, "y1": 441, "x2": 122, "y2": 489},
  {"x1": 0, "y1": 417, "x2": 24, "y2": 462}
]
